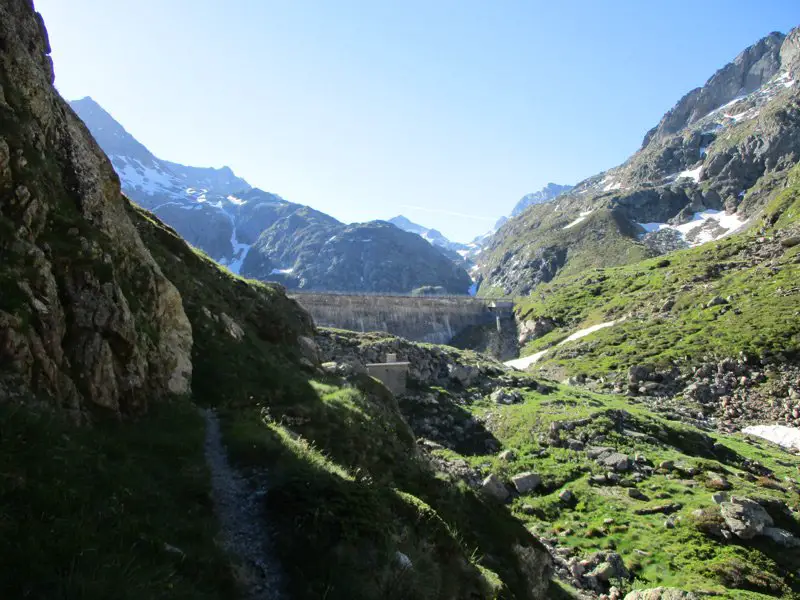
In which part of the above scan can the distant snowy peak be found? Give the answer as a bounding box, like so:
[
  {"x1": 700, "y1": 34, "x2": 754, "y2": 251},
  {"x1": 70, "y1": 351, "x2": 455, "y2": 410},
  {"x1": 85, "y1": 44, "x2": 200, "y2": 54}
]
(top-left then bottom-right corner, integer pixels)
[
  {"x1": 389, "y1": 215, "x2": 445, "y2": 241},
  {"x1": 69, "y1": 97, "x2": 250, "y2": 208},
  {"x1": 510, "y1": 183, "x2": 573, "y2": 217},
  {"x1": 388, "y1": 215, "x2": 460, "y2": 249}
]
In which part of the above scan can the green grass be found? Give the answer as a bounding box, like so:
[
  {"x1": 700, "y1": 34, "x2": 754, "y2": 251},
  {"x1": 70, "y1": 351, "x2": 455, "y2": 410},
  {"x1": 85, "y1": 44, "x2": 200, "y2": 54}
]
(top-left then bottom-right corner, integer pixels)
[
  {"x1": 510, "y1": 163, "x2": 800, "y2": 380},
  {"x1": 417, "y1": 383, "x2": 800, "y2": 598},
  {"x1": 0, "y1": 400, "x2": 235, "y2": 600},
  {"x1": 513, "y1": 227, "x2": 799, "y2": 380},
  {"x1": 221, "y1": 404, "x2": 501, "y2": 600}
]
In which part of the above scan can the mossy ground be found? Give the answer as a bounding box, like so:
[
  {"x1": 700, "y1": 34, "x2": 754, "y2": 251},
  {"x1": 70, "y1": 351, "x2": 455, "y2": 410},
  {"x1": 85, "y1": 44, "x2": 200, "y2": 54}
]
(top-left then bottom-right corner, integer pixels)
[{"x1": 423, "y1": 382, "x2": 800, "y2": 598}]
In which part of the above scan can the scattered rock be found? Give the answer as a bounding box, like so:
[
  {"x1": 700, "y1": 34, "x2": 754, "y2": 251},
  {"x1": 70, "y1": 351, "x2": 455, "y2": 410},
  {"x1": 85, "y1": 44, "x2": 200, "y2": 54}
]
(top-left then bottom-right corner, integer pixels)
[
  {"x1": 511, "y1": 471, "x2": 542, "y2": 494},
  {"x1": 498, "y1": 449, "x2": 516, "y2": 461},
  {"x1": 634, "y1": 503, "x2": 683, "y2": 516},
  {"x1": 719, "y1": 496, "x2": 773, "y2": 539},
  {"x1": 490, "y1": 388, "x2": 522, "y2": 405},
  {"x1": 559, "y1": 489, "x2": 574, "y2": 503},
  {"x1": 599, "y1": 452, "x2": 632, "y2": 472},
  {"x1": 480, "y1": 474, "x2": 509, "y2": 502},
  {"x1": 628, "y1": 488, "x2": 649, "y2": 501},
  {"x1": 706, "y1": 295, "x2": 728, "y2": 308},
  {"x1": 705, "y1": 473, "x2": 731, "y2": 490},
  {"x1": 394, "y1": 551, "x2": 413, "y2": 570}
]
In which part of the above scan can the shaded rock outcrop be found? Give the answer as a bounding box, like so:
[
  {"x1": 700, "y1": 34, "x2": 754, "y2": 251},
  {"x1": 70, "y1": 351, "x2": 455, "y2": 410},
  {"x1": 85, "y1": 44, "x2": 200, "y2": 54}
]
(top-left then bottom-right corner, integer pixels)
[{"x1": 0, "y1": 0, "x2": 192, "y2": 417}]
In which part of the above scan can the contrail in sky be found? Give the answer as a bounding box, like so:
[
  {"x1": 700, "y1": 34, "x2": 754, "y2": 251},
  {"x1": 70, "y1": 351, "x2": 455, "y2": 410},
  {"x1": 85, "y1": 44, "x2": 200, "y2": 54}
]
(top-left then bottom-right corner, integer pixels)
[{"x1": 399, "y1": 205, "x2": 496, "y2": 221}]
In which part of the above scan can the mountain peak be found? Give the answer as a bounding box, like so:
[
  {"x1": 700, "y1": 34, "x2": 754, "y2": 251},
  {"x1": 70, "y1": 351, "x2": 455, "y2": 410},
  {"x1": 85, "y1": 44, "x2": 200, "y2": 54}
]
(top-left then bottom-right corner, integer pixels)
[
  {"x1": 510, "y1": 183, "x2": 573, "y2": 217},
  {"x1": 642, "y1": 30, "x2": 788, "y2": 148}
]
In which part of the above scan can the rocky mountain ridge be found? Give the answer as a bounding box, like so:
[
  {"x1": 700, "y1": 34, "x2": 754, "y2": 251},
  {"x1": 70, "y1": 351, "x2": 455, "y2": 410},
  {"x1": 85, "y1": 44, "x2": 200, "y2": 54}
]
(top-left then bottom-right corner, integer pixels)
[
  {"x1": 71, "y1": 98, "x2": 472, "y2": 294},
  {"x1": 479, "y1": 26, "x2": 800, "y2": 296}
]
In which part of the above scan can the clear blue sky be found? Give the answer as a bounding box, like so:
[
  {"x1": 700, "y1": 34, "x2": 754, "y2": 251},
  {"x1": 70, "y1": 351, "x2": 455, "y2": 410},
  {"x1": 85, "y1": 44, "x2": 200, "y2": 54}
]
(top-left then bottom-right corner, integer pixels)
[{"x1": 36, "y1": 0, "x2": 797, "y2": 242}]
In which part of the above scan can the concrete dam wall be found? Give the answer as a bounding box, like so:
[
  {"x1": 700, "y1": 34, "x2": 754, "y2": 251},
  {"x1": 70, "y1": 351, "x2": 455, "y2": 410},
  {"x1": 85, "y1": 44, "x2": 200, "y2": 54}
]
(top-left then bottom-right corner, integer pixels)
[{"x1": 290, "y1": 293, "x2": 513, "y2": 346}]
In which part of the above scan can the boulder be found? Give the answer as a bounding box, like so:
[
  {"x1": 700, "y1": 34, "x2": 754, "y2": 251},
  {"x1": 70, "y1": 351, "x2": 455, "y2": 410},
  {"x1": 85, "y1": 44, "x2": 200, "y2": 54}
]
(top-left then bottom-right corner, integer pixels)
[
  {"x1": 719, "y1": 497, "x2": 773, "y2": 539},
  {"x1": 705, "y1": 295, "x2": 728, "y2": 308},
  {"x1": 518, "y1": 317, "x2": 556, "y2": 344},
  {"x1": 628, "y1": 365, "x2": 652, "y2": 384},
  {"x1": 587, "y1": 446, "x2": 615, "y2": 459},
  {"x1": 448, "y1": 363, "x2": 479, "y2": 387},
  {"x1": 511, "y1": 472, "x2": 542, "y2": 494},
  {"x1": 498, "y1": 449, "x2": 516, "y2": 461},
  {"x1": 598, "y1": 452, "x2": 632, "y2": 472},
  {"x1": 480, "y1": 474, "x2": 509, "y2": 502},
  {"x1": 490, "y1": 388, "x2": 522, "y2": 405}
]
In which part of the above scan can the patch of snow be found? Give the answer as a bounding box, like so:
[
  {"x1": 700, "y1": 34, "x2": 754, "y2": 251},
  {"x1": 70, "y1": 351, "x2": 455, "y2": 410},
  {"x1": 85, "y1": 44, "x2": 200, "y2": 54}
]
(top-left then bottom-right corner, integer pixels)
[
  {"x1": 677, "y1": 165, "x2": 703, "y2": 183},
  {"x1": 709, "y1": 96, "x2": 746, "y2": 116},
  {"x1": 639, "y1": 221, "x2": 667, "y2": 234},
  {"x1": 562, "y1": 319, "x2": 623, "y2": 343},
  {"x1": 210, "y1": 200, "x2": 251, "y2": 274},
  {"x1": 269, "y1": 267, "x2": 295, "y2": 275},
  {"x1": 563, "y1": 210, "x2": 594, "y2": 230},
  {"x1": 227, "y1": 195, "x2": 247, "y2": 205},
  {"x1": 783, "y1": 79, "x2": 796, "y2": 89},
  {"x1": 639, "y1": 209, "x2": 747, "y2": 246},
  {"x1": 699, "y1": 146, "x2": 708, "y2": 157},
  {"x1": 675, "y1": 209, "x2": 747, "y2": 244},
  {"x1": 723, "y1": 108, "x2": 760, "y2": 123},
  {"x1": 113, "y1": 156, "x2": 179, "y2": 196},
  {"x1": 457, "y1": 249, "x2": 470, "y2": 258},
  {"x1": 742, "y1": 425, "x2": 800, "y2": 451},
  {"x1": 505, "y1": 318, "x2": 624, "y2": 370},
  {"x1": 504, "y1": 349, "x2": 549, "y2": 370}
]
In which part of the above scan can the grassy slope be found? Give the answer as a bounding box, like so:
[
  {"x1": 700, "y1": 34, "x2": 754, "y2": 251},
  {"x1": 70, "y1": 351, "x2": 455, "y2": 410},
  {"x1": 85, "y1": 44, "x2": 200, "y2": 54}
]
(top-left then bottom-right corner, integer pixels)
[
  {"x1": 423, "y1": 382, "x2": 800, "y2": 598},
  {"x1": 513, "y1": 165, "x2": 800, "y2": 379},
  {"x1": 0, "y1": 400, "x2": 236, "y2": 600},
  {"x1": 479, "y1": 204, "x2": 654, "y2": 298}
]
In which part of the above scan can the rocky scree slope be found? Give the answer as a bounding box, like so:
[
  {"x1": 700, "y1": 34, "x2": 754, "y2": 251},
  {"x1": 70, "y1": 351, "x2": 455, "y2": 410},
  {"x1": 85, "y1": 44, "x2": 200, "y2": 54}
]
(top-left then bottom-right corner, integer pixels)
[
  {"x1": 72, "y1": 99, "x2": 473, "y2": 294},
  {"x1": 479, "y1": 27, "x2": 800, "y2": 296}
]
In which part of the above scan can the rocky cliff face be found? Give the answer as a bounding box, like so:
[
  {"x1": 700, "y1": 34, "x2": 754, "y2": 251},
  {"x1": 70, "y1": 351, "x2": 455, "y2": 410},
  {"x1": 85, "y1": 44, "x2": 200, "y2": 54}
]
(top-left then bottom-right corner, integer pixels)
[
  {"x1": 480, "y1": 26, "x2": 800, "y2": 296},
  {"x1": 0, "y1": 0, "x2": 192, "y2": 418}
]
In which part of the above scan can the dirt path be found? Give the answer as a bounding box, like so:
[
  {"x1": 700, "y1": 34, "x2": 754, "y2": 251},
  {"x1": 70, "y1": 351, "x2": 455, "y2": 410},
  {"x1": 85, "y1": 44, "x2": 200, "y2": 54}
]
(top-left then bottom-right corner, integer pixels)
[{"x1": 202, "y1": 408, "x2": 284, "y2": 600}]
